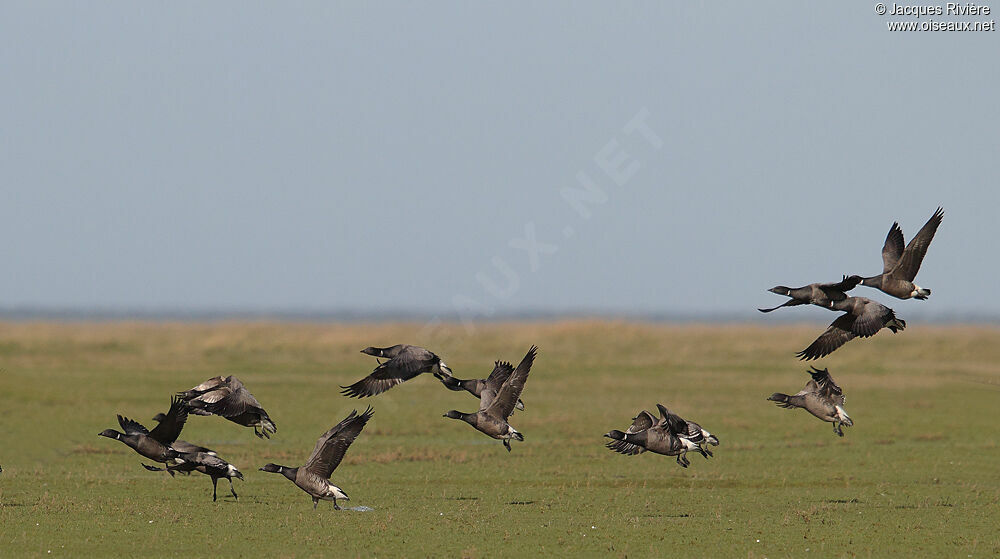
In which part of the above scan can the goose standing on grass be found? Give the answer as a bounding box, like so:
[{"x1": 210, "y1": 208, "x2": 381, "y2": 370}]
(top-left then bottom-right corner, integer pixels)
[
  {"x1": 861, "y1": 207, "x2": 943, "y2": 300},
  {"x1": 176, "y1": 376, "x2": 277, "y2": 439},
  {"x1": 768, "y1": 367, "x2": 853, "y2": 436},
  {"x1": 99, "y1": 397, "x2": 189, "y2": 465},
  {"x1": 796, "y1": 296, "x2": 906, "y2": 360},
  {"x1": 436, "y1": 359, "x2": 525, "y2": 411},
  {"x1": 259, "y1": 406, "x2": 373, "y2": 510},
  {"x1": 443, "y1": 346, "x2": 537, "y2": 452},
  {"x1": 604, "y1": 404, "x2": 716, "y2": 468},
  {"x1": 758, "y1": 275, "x2": 863, "y2": 313},
  {"x1": 143, "y1": 452, "x2": 244, "y2": 501},
  {"x1": 341, "y1": 344, "x2": 453, "y2": 398}
]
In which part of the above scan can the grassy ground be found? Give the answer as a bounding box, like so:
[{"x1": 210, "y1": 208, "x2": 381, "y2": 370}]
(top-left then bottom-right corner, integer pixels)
[{"x1": 0, "y1": 320, "x2": 998, "y2": 558}]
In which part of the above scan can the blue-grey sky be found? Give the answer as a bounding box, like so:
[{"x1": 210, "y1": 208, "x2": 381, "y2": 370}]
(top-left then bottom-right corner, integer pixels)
[{"x1": 2, "y1": 3, "x2": 997, "y2": 319}]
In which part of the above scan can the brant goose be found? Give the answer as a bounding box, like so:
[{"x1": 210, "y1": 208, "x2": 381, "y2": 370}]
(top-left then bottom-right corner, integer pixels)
[
  {"x1": 342, "y1": 345, "x2": 453, "y2": 398},
  {"x1": 176, "y1": 376, "x2": 276, "y2": 439},
  {"x1": 143, "y1": 452, "x2": 244, "y2": 501},
  {"x1": 861, "y1": 207, "x2": 943, "y2": 300},
  {"x1": 436, "y1": 359, "x2": 525, "y2": 411},
  {"x1": 259, "y1": 406, "x2": 373, "y2": 510},
  {"x1": 768, "y1": 367, "x2": 853, "y2": 436},
  {"x1": 796, "y1": 296, "x2": 905, "y2": 360},
  {"x1": 759, "y1": 275, "x2": 862, "y2": 313},
  {"x1": 604, "y1": 410, "x2": 658, "y2": 456},
  {"x1": 99, "y1": 397, "x2": 189, "y2": 465},
  {"x1": 605, "y1": 404, "x2": 716, "y2": 467},
  {"x1": 443, "y1": 346, "x2": 537, "y2": 452}
]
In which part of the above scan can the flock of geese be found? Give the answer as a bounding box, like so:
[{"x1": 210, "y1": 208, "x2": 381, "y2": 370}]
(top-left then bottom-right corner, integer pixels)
[
  {"x1": 97, "y1": 207, "x2": 943, "y2": 509},
  {"x1": 760, "y1": 207, "x2": 943, "y2": 434}
]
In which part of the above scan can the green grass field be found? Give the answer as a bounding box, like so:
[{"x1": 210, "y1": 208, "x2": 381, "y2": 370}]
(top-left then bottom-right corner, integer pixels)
[{"x1": 1, "y1": 320, "x2": 998, "y2": 557}]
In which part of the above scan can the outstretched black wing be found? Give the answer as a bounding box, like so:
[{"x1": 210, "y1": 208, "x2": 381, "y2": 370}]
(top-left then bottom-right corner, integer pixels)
[
  {"x1": 148, "y1": 397, "x2": 189, "y2": 446},
  {"x1": 303, "y1": 407, "x2": 374, "y2": 480},
  {"x1": 891, "y1": 207, "x2": 943, "y2": 282}
]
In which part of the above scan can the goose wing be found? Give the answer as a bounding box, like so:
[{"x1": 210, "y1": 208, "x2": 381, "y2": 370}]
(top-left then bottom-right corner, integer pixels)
[
  {"x1": 758, "y1": 298, "x2": 806, "y2": 313},
  {"x1": 605, "y1": 410, "x2": 656, "y2": 455},
  {"x1": 304, "y1": 406, "x2": 374, "y2": 479},
  {"x1": 881, "y1": 222, "x2": 906, "y2": 273},
  {"x1": 341, "y1": 347, "x2": 439, "y2": 398},
  {"x1": 851, "y1": 300, "x2": 896, "y2": 338},
  {"x1": 808, "y1": 366, "x2": 845, "y2": 401},
  {"x1": 890, "y1": 207, "x2": 943, "y2": 282},
  {"x1": 796, "y1": 314, "x2": 857, "y2": 361},
  {"x1": 483, "y1": 346, "x2": 537, "y2": 419},
  {"x1": 117, "y1": 415, "x2": 150, "y2": 436},
  {"x1": 479, "y1": 360, "x2": 514, "y2": 410},
  {"x1": 192, "y1": 376, "x2": 268, "y2": 419},
  {"x1": 148, "y1": 397, "x2": 189, "y2": 446},
  {"x1": 819, "y1": 275, "x2": 863, "y2": 296},
  {"x1": 794, "y1": 377, "x2": 821, "y2": 397},
  {"x1": 655, "y1": 404, "x2": 689, "y2": 436}
]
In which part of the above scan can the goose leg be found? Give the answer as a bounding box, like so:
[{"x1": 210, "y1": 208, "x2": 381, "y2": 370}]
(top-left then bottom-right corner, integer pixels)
[
  {"x1": 503, "y1": 439, "x2": 512, "y2": 452},
  {"x1": 834, "y1": 422, "x2": 844, "y2": 437},
  {"x1": 313, "y1": 497, "x2": 319, "y2": 510},
  {"x1": 333, "y1": 498, "x2": 341, "y2": 511},
  {"x1": 229, "y1": 478, "x2": 238, "y2": 501},
  {"x1": 212, "y1": 477, "x2": 218, "y2": 502}
]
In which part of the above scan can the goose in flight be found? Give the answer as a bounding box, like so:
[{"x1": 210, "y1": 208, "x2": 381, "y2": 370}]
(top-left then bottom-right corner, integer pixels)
[
  {"x1": 143, "y1": 450, "x2": 244, "y2": 501},
  {"x1": 861, "y1": 207, "x2": 943, "y2": 300},
  {"x1": 436, "y1": 359, "x2": 526, "y2": 411},
  {"x1": 176, "y1": 375, "x2": 276, "y2": 439},
  {"x1": 768, "y1": 367, "x2": 853, "y2": 436},
  {"x1": 605, "y1": 404, "x2": 717, "y2": 467},
  {"x1": 259, "y1": 406, "x2": 373, "y2": 510},
  {"x1": 796, "y1": 297, "x2": 905, "y2": 360},
  {"x1": 443, "y1": 346, "x2": 537, "y2": 452},
  {"x1": 99, "y1": 397, "x2": 189, "y2": 465},
  {"x1": 341, "y1": 344, "x2": 453, "y2": 398},
  {"x1": 758, "y1": 275, "x2": 862, "y2": 313}
]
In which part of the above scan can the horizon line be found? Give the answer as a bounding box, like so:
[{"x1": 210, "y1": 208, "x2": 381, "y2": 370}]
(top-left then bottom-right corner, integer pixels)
[{"x1": 1, "y1": 305, "x2": 998, "y2": 325}]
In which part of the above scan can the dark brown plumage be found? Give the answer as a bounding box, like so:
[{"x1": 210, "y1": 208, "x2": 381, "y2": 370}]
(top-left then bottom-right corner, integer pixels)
[
  {"x1": 341, "y1": 345, "x2": 452, "y2": 398},
  {"x1": 259, "y1": 406, "x2": 373, "y2": 510},
  {"x1": 796, "y1": 297, "x2": 905, "y2": 360},
  {"x1": 768, "y1": 367, "x2": 853, "y2": 436},
  {"x1": 436, "y1": 359, "x2": 526, "y2": 411},
  {"x1": 443, "y1": 346, "x2": 537, "y2": 452},
  {"x1": 758, "y1": 275, "x2": 862, "y2": 313},
  {"x1": 177, "y1": 375, "x2": 276, "y2": 438},
  {"x1": 861, "y1": 207, "x2": 943, "y2": 300},
  {"x1": 143, "y1": 451, "x2": 244, "y2": 501},
  {"x1": 99, "y1": 397, "x2": 189, "y2": 465},
  {"x1": 604, "y1": 404, "x2": 718, "y2": 467}
]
